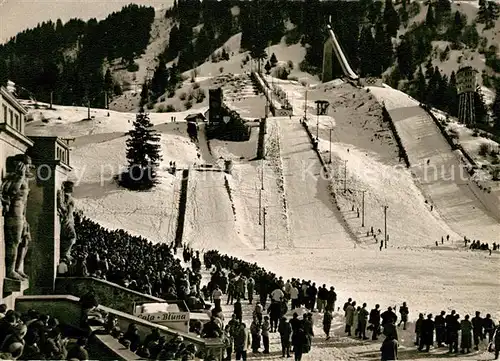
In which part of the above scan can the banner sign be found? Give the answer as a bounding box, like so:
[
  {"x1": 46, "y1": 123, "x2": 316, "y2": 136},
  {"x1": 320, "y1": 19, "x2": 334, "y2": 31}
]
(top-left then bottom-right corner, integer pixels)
[{"x1": 137, "y1": 312, "x2": 189, "y2": 323}]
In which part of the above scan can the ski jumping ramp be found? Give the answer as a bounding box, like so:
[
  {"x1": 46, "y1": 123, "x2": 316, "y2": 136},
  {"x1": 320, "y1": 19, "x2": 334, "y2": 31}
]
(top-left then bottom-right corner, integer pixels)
[{"x1": 323, "y1": 19, "x2": 359, "y2": 82}]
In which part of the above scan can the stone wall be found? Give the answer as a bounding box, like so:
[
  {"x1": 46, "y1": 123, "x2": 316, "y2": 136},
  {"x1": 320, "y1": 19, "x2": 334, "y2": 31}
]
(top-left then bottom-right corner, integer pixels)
[
  {"x1": 55, "y1": 277, "x2": 167, "y2": 314},
  {"x1": 16, "y1": 295, "x2": 225, "y2": 359}
]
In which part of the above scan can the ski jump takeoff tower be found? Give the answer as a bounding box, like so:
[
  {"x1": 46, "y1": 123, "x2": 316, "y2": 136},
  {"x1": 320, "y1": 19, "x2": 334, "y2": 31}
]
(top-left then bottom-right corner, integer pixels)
[
  {"x1": 456, "y1": 66, "x2": 478, "y2": 127},
  {"x1": 322, "y1": 16, "x2": 359, "y2": 83}
]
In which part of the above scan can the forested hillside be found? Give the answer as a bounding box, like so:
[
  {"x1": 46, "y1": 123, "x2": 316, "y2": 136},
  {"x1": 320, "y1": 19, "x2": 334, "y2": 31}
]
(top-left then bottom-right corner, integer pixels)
[
  {"x1": 0, "y1": 4, "x2": 155, "y2": 108},
  {"x1": 1, "y1": 0, "x2": 500, "y2": 126}
]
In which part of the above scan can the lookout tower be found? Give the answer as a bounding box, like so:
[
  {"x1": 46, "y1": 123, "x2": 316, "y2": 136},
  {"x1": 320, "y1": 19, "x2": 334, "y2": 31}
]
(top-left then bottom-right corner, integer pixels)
[{"x1": 456, "y1": 66, "x2": 478, "y2": 127}]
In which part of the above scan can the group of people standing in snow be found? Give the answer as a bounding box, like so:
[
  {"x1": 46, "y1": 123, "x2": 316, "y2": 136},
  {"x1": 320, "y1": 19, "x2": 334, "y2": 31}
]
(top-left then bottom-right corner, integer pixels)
[{"x1": 201, "y1": 249, "x2": 500, "y2": 361}]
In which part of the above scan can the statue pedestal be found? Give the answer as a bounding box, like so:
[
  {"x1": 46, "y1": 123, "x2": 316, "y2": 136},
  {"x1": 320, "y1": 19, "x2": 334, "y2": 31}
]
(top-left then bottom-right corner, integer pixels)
[
  {"x1": 25, "y1": 137, "x2": 72, "y2": 295},
  {"x1": 3, "y1": 277, "x2": 28, "y2": 294}
]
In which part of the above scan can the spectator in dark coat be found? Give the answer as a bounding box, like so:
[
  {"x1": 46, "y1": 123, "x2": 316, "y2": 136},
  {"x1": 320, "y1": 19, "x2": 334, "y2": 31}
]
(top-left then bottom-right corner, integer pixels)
[
  {"x1": 66, "y1": 337, "x2": 89, "y2": 361},
  {"x1": 398, "y1": 302, "x2": 409, "y2": 330},
  {"x1": 120, "y1": 324, "x2": 141, "y2": 352},
  {"x1": 369, "y1": 304, "x2": 381, "y2": 340},
  {"x1": 493, "y1": 324, "x2": 500, "y2": 360},
  {"x1": 292, "y1": 327, "x2": 307, "y2": 361},
  {"x1": 201, "y1": 317, "x2": 222, "y2": 338},
  {"x1": 471, "y1": 311, "x2": 483, "y2": 350},
  {"x1": 358, "y1": 303, "x2": 369, "y2": 340},
  {"x1": 317, "y1": 285, "x2": 328, "y2": 313},
  {"x1": 278, "y1": 317, "x2": 292, "y2": 358},
  {"x1": 445, "y1": 310, "x2": 456, "y2": 345},
  {"x1": 418, "y1": 314, "x2": 434, "y2": 352},
  {"x1": 435, "y1": 311, "x2": 446, "y2": 347},
  {"x1": 460, "y1": 315, "x2": 472, "y2": 354},
  {"x1": 447, "y1": 314, "x2": 460, "y2": 354},
  {"x1": 381, "y1": 307, "x2": 397, "y2": 327},
  {"x1": 326, "y1": 287, "x2": 337, "y2": 312},
  {"x1": 323, "y1": 309, "x2": 333, "y2": 340},
  {"x1": 483, "y1": 314, "x2": 496, "y2": 342},
  {"x1": 380, "y1": 335, "x2": 398, "y2": 361},
  {"x1": 415, "y1": 313, "x2": 424, "y2": 346},
  {"x1": 233, "y1": 299, "x2": 243, "y2": 322}
]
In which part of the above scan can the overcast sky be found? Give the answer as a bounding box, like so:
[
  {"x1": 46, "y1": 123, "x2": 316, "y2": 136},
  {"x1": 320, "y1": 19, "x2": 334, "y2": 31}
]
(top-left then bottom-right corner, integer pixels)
[{"x1": 0, "y1": 0, "x2": 174, "y2": 44}]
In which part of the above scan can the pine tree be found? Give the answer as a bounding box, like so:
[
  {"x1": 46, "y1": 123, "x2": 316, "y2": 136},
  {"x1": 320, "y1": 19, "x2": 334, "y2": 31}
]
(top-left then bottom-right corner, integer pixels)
[
  {"x1": 396, "y1": 36, "x2": 413, "y2": 79},
  {"x1": 383, "y1": 0, "x2": 400, "y2": 37},
  {"x1": 270, "y1": 53, "x2": 278, "y2": 67},
  {"x1": 448, "y1": 71, "x2": 458, "y2": 116},
  {"x1": 104, "y1": 69, "x2": 113, "y2": 93},
  {"x1": 151, "y1": 59, "x2": 168, "y2": 99},
  {"x1": 358, "y1": 26, "x2": 376, "y2": 77},
  {"x1": 416, "y1": 66, "x2": 427, "y2": 101},
  {"x1": 140, "y1": 81, "x2": 149, "y2": 107},
  {"x1": 477, "y1": 0, "x2": 488, "y2": 23},
  {"x1": 375, "y1": 22, "x2": 393, "y2": 74},
  {"x1": 124, "y1": 109, "x2": 162, "y2": 190},
  {"x1": 425, "y1": 58, "x2": 434, "y2": 80},
  {"x1": 426, "y1": 4, "x2": 435, "y2": 27},
  {"x1": 492, "y1": 82, "x2": 500, "y2": 133},
  {"x1": 265, "y1": 61, "x2": 272, "y2": 74},
  {"x1": 474, "y1": 89, "x2": 488, "y2": 125}
]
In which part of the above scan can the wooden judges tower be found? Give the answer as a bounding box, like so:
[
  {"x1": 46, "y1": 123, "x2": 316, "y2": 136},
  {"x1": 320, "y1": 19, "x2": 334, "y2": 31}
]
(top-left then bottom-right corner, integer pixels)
[{"x1": 456, "y1": 66, "x2": 478, "y2": 128}]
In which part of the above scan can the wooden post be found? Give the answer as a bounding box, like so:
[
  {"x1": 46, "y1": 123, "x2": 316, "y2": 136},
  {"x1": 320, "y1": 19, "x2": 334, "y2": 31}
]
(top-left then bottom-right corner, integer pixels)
[
  {"x1": 259, "y1": 188, "x2": 262, "y2": 225},
  {"x1": 263, "y1": 207, "x2": 267, "y2": 250},
  {"x1": 384, "y1": 205, "x2": 388, "y2": 249},
  {"x1": 329, "y1": 129, "x2": 332, "y2": 163},
  {"x1": 344, "y1": 160, "x2": 347, "y2": 193},
  {"x1": 50, "y1": 91, "x2": 53, "y2": 110},
  {"x1": 361, "y1": 190, "x2": 366, "y2": 227}
]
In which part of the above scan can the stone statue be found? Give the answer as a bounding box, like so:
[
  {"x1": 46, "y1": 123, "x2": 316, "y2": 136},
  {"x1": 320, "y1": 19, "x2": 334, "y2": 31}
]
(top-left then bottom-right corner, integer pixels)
[
  {"x1": 58, "y1": 181, "x2": 76, "y2": 261},
  {"x1": 1, "y1": 154, "x2": 32, "y2": 280}
]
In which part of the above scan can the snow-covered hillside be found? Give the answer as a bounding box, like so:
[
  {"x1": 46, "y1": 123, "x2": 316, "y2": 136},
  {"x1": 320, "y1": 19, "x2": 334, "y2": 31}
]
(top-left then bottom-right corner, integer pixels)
[{"x1": 23, "y1": 72, "x2": 500, "y2": 360}]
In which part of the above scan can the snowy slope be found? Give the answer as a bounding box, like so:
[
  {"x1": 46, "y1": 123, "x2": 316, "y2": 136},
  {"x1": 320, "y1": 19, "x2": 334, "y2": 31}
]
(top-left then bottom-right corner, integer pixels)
[{"x1": 368, "y1": 86, "x2": 500, "y2": 240}]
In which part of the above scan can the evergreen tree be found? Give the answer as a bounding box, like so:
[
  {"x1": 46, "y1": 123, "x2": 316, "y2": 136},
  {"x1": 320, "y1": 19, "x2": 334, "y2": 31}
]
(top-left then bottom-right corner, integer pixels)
[
  {"x1": 104, "y1": 69, "x2": 113, "y2": 93},
  {"x1": 151, "y1": 59, "x2": 168, "y2": 99},
  {"x1": 140, "y1": 81, "x2": 149, "y2": 107},
  {"x1": 270, "y1": 53, "x2": 278, "y2": 67},
  {"x1": 0, "y1": 59, "x2": 8, "y2": 87},
  {"x1": 492, "y1": 82, "x2": 500, "y2": 132},
  {"x1": 396, "y1": 36, "x2": 413, "y2": 79},
  {"x1": 425, "y1": 4, "x2": 436, "y2": 27},
  {"x1": 474, "y1": 89, "x2": 488, "y2": 125},
  {"x1": 425, "y1": 58, "x2": 434, "y2": 80},
  {"x1": 447, "y1": 71, "x2": 458, "y2": 116},
  {"x1": 123, "y1": 109, "x2": 162, "y2": 190},
  {"x1": 383, "y1": 0, "x2": 400, "y2": 37},
  {"x1": 375, "y1": 21, "x2": 393, "y2": 74},
  {"x1": 265, "y1": 61, "x2": 272, "y2": 74},
  {"x1": 358, "y1": 26, "x2": 376, "y2": 77},
  {"x1": 477, "y1": 0, "x2": 488, "y2": 23},
  {"x1": 416, "y1": 66, "x2": 427, "y2": 101}
]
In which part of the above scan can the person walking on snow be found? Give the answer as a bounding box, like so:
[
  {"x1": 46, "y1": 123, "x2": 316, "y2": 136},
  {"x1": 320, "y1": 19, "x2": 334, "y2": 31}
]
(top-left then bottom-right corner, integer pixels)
[
  {"x1": 278, "y1": 316, "x2": 292, "y2": 358},
  {"x1": 369, "y1": 304, "x2": 381, "y2": 340},
  {"x1": 323, "y1": 309, "x2": 333, "y2": 340},
  {"x1": 246, "y1": 277, "x2": 254, "y2": 304},
  {"x1": 212, "y1": 285, "x2": 223, "y2": 310},
  {"x1": 460, "y1": 314, "x2": 473, "y2": 354},
  {"x1": 398, "y1": 302, "x2": 409, "y2": 330},
  {"x1": 345, "y1": 301, "x2": 356, "y2": 336},
  {"x1": 358, "y1": 303, "x2": 369, "y2": 340},
  {"x1": 381, "y1": 334, "x2": 398, "y2": 361},
  {"x1": 471, "y1": 311, "x2": 483, "y2": 351}
]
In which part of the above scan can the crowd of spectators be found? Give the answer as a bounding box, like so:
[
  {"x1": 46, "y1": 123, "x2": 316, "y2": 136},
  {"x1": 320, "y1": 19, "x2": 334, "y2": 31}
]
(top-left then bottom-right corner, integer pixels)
[
  {"x1": 64, "y1": 213, "x2": 205, "y2": 309},
  {"x1": 0, "y1": 304, "x2": 89, "y2": 360}
]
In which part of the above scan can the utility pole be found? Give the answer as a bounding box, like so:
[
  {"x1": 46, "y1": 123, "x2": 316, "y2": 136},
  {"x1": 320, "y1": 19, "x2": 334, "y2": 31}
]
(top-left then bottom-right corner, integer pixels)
[
  {"x1": 50, "y1": 91, "x2": 53, "y2": 110},
  {"x1": 384, "y1": 205, "x2": 388, "y2": 249},
  {"x1": 316, "y1": 113, "x2": 319, "y2": 141},
  {"x1": 105, "y1": 92, "x2": 108, "y2": 109},
  {"x1": 261, "y1": 159, "x2": 264, "y2": 190},
  {"x1": 263, "y1": 207, "x2": 267, "y2": 250},
  {"x1": 361, "y1": 190, "x2": 366, "y2": 227},
  {"x1": 304, "y1": 86, "x2": 308, "y2": 121},
  {"x1": 259, "y1": 188, "x2": 262, "y2": 225},
  {"x1": 344, "y1": 160, "x2": 347, "y2": 193},
  {"x1": 87, "y1": 99, "x2": 91, "y2": 120},
  {"x1": 329, "y1": 129, "x2": 332, "y2": 163}
]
